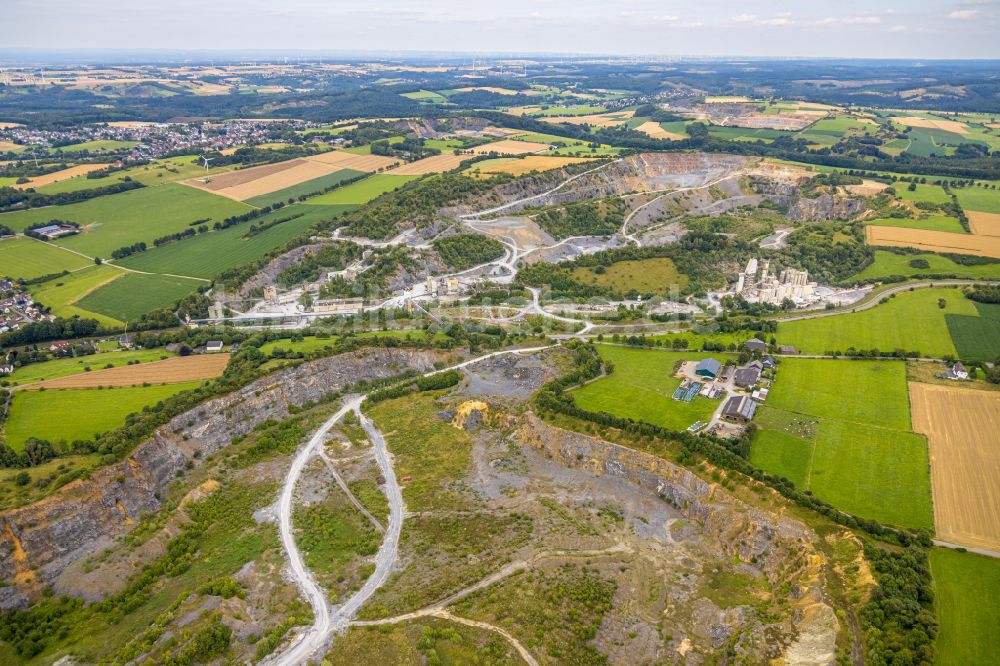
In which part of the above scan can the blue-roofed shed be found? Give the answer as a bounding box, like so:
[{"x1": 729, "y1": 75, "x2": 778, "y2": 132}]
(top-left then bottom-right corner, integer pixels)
[{"x1": 695, "y1": 358, "x2": 721, "y2": 379}]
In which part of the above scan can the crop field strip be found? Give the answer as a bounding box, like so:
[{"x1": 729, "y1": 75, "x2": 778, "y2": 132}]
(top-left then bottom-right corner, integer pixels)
[
  {"x1": 910, "y1": 383, "x2": 1000, "y2": 550},
  {"x1": 26, "y1": 264, "x2": 127, "y2": 326},
  {"x1": 4, "y1": 348, "x2": 175, "y2": 385},
  {"x1": 467, "y1": 155, "x2": 595, "y2": 177},
  {"x1": 865, "y1": 225, "x2": 1000, "y2": 258},
  {"x1": 852, "y1": 250, "x2": 1000, "y2": 281},
  {"x1": 0, "y1": 237, "x2": 92, "y2": 280},
  {"x1": 12, "y1": 163, "x2": 110, "y2": 189},
  {"x1": 386, "y1": 153, "x2": 470, "y2": 175},
  {"x1": 28, "y1": 353, "x2": 231, "y2": 390}
]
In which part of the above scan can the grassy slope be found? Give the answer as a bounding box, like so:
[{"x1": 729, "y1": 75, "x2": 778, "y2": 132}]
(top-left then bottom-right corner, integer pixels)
[
  {"x1": 5, "y1": 348, "x2": 175, "y2": 385},
  {"x1": 117, "y1": 204, "x2": 353, "y2": 279},
  {"x1": 5, "y1": 381, "x2": 202, "y2": 449},
  {"x1": 76, "y1": 272, "x2": 203, "y2": 321},
  {"x1": 954, "y1": 186, "x2": 1000, "y2": 214},
  {"x1": 0, "y1": 184, "x2": 251, "y2": 258},
  {"x1": 572, "y1": 346, "x2": 721, "y2": 431},
  {"x1": 852, "y1": 251, "x2": 1000, "y2": 281},
  {"x1": 865, "y1": 215, "x2": 966, "y2": 234},
  {"x1": 27, "y1": 264, "x2": 126, "y2": 326},
  {"x1": 0, "y1": 237, "x2": 91, "y2": 279},
  {"x1": 931, "y1": 548, "x2": 1000, "y2": 666},
  {"x1": 777, "y1": 287, "x2": 976, "y2": 357},
  {"x1": 570, "y1": 258, "x2": 689, "y2": 295},
  {"x1": 750, "y1": 358, "x2": 933, "y2": 529},
  {"x1": 304, "y1": 175, "x2": 419, "y2": 206}
]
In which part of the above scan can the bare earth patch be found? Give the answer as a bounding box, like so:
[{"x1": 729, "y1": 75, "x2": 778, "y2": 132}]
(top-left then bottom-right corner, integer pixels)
[
  {"x1": 846, "y1": 180, "x2": 889, "y2": 196},
  {"x1": 28, "y1": 353, "x2": 231, "y2": 390},
  {"x1": 910, "y1": 382, "x2": 1000, "y2": 550},
  {"x1": 387, "y1": 153, "x2": 469, "y2": 175},
  {"x1": 634, "y1": 121, "x2": 686, "y2": 141},
  {"x1": 967, "y1": 211, "x2": 1000, "y2": 237},
  {"x1": 468, "y1": 139, "x2": 554, "y2": 155},
  {"x1": 892, "y1": 116, "x2": 969, "y2": 134},
  {"x1": 866, "y1": 225, "x2": 1000, "y2": 258},
  {"x1": 15, "y1": 164, "x2": 111, "y2": 189}
]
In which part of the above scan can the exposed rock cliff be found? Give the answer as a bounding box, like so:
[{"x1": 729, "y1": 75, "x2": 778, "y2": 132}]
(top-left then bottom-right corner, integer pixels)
[{"x1": 0, "y1": 348, "x2": 450, "y2": 609}]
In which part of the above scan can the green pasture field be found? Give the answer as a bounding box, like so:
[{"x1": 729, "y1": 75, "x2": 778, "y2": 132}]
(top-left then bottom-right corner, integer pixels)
[
  {"x1": 117, "y1": 204, "x2": 354, "y2": 278},
  {"x1": 5, "y1": 348, "x2": 174, "y2": 386},
  {"x1": 946, "y1": 300, "x2": 1000, "y2": 361},
  {"x1": 28, "y1": 264, "x2": 125, "y2": 326},
  {"x1": 865, "y1": 215, "x2": 966, "y2": 234},
  {"x1": 776, "y1": 287, "x2": 978, "y2": 357},
  {"x1": 750, "y1": 358, "x2": 933, "y2": 529},
  {"x1": 572, "y1": 346, "x2": 721, "y2": 432},
  {"x1": 0, "y1": 237, "x2": 91, "y2": 280},
  {"x1": 852, "y1": 251, "x2": 1000, "y2": 281},
  {"x1": 767, "y1": 358, "x2": 911, "y2": 430},
  {"x1": 806, "y1": 116, "x2": 873, "y2": 135},
  {"x1": 953, "y1": 185, "x2": 1000, "y2": 214},
  {"x1": 904, "y1": 127, "x2": 981, "y2": 157},
  {"x1": 50, "y1": 139, "x2": 138, "y2": 153},
  {"x1": 931, "y1": 548, "x2": 1000, "y2": 666},
  {"x1": 640, "y1": 330, "x2": 749, "y2": 349},
  {"x1": 658, "y1": 120, "x2": 691, "y2": 136},
  {"x1": 401, "y1": 90, "x2": 448, "y2": 104},
  {"x1": 304, "y1": 175, "x2": 418, "y2": 206},
  {"x1": 0, "y1": 183, "x2": 252, "y2": 258},
  {"x1": 4, "y1": 381, "x2": 202, "y2": 450},
  {"x1": 422, "y1": 139, "x2": 466, "y2": 151},
  {"x1": 35, "y1": 156, "x2": 239, "y2": 194},
  {"x1": 76, "y1": 271, "x2": 203, "y2": 321},
  {"x1": 570, "y1": 258, "x2": 689, "y2": 296},
  {"x1": 896, "y1": 183, "x2": 952, "y2": 205},
  {"x1": 245, "y1": 168, "x2": 365, "y2": 208}
]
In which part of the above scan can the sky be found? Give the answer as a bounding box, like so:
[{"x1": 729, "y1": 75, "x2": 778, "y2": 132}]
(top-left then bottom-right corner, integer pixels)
[{"x1": 4, "y1": 0, "x2": 1000, "y2": 59}]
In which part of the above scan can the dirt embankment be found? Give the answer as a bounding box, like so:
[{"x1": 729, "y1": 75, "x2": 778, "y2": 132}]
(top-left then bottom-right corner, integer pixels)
[
  {"x1": 515, "y1": 414, "x2": 843, "y2": 665},
  {"x1": 0, "y1": 348, "x2": 453, "y2": 609}
]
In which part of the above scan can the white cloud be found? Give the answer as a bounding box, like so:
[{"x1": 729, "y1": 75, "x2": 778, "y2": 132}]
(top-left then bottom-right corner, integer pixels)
[
  {"x1": 948, "y1": 9, "x2": 979, "y2": 19},
  {"x1": 731, "y1": 13, "x2": 756, "y2": 23},
  {"x1": 758, "y1": 16, "x2": 793, "y2": 26},
  {"x1": 889, "y1": 25, "x2": 908, "y2": 32},
  {"x1": 653, "y1": 15, "x2": 680, "y2": 23}
]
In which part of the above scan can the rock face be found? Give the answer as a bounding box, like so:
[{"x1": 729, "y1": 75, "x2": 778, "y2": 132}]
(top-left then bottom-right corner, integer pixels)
[
  {"x1": 515, "y1": 414, "x2": 841, "y2": 665},
  {"x1": 0, "y1": 348, "x2": 449, "y2": 609},
  {"x1": 237, "y1": 243, "x2": 325, "y2": 297},
  {"x1": 788, "y1": 194, "x2": 866, "y2": 222}
]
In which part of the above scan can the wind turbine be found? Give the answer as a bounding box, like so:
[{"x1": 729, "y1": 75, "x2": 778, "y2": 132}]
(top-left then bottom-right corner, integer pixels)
[{"x1": 200, "y1": 155, "x2": 214, "y2": 182}]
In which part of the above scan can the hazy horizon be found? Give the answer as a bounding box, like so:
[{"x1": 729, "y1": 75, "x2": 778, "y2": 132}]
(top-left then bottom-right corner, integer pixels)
[{"x1": 4, "y1": 0, "x2": 999, "y2": 60}]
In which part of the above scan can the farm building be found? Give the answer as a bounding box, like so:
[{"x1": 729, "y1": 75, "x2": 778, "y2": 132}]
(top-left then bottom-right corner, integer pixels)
[
  {"x1": 779, "y1": 345, "x2": 799, "y2": 355},
  {"x1": 938, "y1": 361, "x2": 969, "y2": 381},
  {"x1": 721, "y1": 395, "x2": 757, "y2": 423},
  {"x1": 118, "y1": 333, "x2": 133, "y2": 349},
  {"x1": 733, "y1": 366, "x2": 762, "y2": 389},
  {"x1": 744, "y1": 338, "x2": 767, "y2": 353},
  {"x1": 695, "y1": 358, "x2": 722, "y2": 379},
  {"x1": 206, "y1": 341, "x2": 224, "y2": 353}
]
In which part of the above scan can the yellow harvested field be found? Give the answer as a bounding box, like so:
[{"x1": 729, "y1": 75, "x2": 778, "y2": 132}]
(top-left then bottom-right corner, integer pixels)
[
  {"x1": 304, "y1": 151, "x2": 401, "y2": 171},
  {"x1": 865, "y1": 226, "x2": 1000, "y2": 258},
  {"x1": 705, "y1": 95, "x2": 751, "y2": 103},
  {"x1": 473, "y1": 156, "x2": 594, "y2": 176},
  {"x1": 910, "y1": 383, "x2": 1000, "y2": 550},
  {"x1": 29, "y1": 354, "x2": 231, "y2": 390},
  {"x1": 14, "y1": 163, "x2": 110, "y2": 190},
  {"x1": 968, "y1": 211, "x2": 1000, "y2": 237},
  {"x1": 0, "y1": 122, "x2": 23, "y2": 129},
  {"x1": 183, "y1": 152, "x2": 400, "y2": 200},
  {"x1": 634, "y1": 121, "x2": 686, "y2": 140},
  {"x1": 893, "y1": 116, "x2": 968, "y2": 134},
  {"x1": 0, "y1": 141, "x2": 24, "y2": 153},
  {"x1": 468, "y1": 139, "x2": 553, "y2": 155},
  {"x1": 105, "y1": 121, "x2": 158, "y2": 127},
  {"x1": 542, "y1": 110, "x2": 634, "y2": 127},
  {"x1": 387, "y1": 153, "x2": 469, "y2": 175},
  {"x1": 846, "y1": 180, "x2": 890, "y2": 196}
]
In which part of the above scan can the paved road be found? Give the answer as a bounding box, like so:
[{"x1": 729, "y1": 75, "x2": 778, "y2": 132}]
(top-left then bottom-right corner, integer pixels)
[
  {"x1": 775, "y1": 279, "x2": 995, "y2": 322},
  {"x1": 933, "y1": 539, "x2": 1000, "y2": 560}
]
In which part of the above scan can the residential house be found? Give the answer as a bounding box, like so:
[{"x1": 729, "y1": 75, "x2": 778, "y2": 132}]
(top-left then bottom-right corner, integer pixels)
[
  {"x1": 694, "y1": 358, "x2": 721, "y2": 379},
  {"x1": 721, "y1": 395, "x2": 757, "y2": 423},
  {"x1": 744, "y1": 338, "x2": 767, "y2": 353},
  {"x1": 119, "y1": 333, "x2": 134, "y2": 350},
  {"x1": 938, "y1": 361, "x2": 969, "y2": 381},
  {"x1": 762, "y1": 355, "x2": 776, "y2": 370},
  {"x1": 48, "y1": 341, "x2": 69, "y2": 352},
  {"x1": 206, "y1": 341, "x2": 224, "y2": 353}
]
